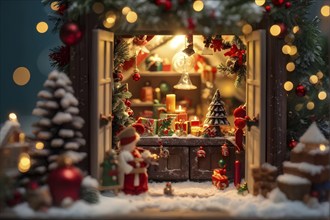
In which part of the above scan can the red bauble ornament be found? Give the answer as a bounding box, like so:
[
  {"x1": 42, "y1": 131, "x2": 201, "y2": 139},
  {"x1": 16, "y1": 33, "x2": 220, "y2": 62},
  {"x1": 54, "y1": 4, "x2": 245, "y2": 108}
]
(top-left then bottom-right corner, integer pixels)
[
  {"x1": 132, "y1": 70, "x2": 141, "y2": 81},
  {"x1": 233, "y1": 105, "x2": 246, "y2": 118},
  {"x1": 234, "y1": 118, "x2": 246, "y2": 129},
  {"x1": 289, "y1": 139, "x2": 298, "y2": 149},
  {"x1": 272, "y1": 0, "x2": 285, "y2": 6},
  {"x1": 127, "y1": 108, "x2": 134, "y2": 116},
  {"x1": 114, "y1": 71, "x2": 123, "y2": 82},
  {"x1": 47, "y1": 157, "x2": 83, "y2": 206},
  {"x1": 60, "y1": 22, "x2": 83, "y2": 46},
  {"x1": 125, "y1": 99, "x2": 131, "y2": 107},
  {"x1": 295, "y1": 84, "x2": 306, "y2": 97},
  {"x1": 285, "y1": 2, "x2": 292, "y2": 8},
  {"x1": 197, "y1": 146, "x2": 206, "y2": 158},
  {"x1": 265, "y1": 5, "x2": 271, "y2": 12}
]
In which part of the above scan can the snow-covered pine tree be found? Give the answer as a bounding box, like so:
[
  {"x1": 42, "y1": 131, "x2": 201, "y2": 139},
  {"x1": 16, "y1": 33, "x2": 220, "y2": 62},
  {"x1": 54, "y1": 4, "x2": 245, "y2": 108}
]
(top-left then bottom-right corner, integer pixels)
[
  {"x1": 203, "y1": 89, "x2": 230, "y2": 137},
  {"x1": 20, "y1": 71, "x2": 86, "y2": 185},
  {"x1": 112, "y1": 37, "x2": 134, "y2": 148}
]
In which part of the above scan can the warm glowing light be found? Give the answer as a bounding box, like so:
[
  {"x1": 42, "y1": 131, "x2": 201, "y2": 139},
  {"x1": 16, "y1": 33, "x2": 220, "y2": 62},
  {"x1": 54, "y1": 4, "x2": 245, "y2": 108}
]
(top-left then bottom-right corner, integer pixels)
[
  {"x1": 289, "y1": 45, "x2": 297, "y2": 56},
  {"x1": 36, "y1": 21, "x2": 48, "y2": 33},
  {"x1": 306, "y1": 101, "x2": 315, "y2": 110},
  {"x1": 18, "y1": 153, "x2": 31, "y2": 173},
  {"x1": 122, "y1": 6, "x2": 131, "y2": 15},
  {"x1": 50, "y1": 1, "x2": 59, "y2": 11},
  {"x1": 19, "y1": 133, "x2": 25, "y2": 143},
  {"x1": 270, "y1": 24, "x2": 281, "y2": 36},
  {"x1": 319, "y1": 144, "x2": 327, "y2": 151},
  {"x1": 295, "y1": 103, "x2": 303, "y2": 111},
  {"x1": 13, "y1": 67, "x2": 30, "y2": 86},
  {"x1": 242, "y1": 24, "x2": 253, "y2": 35},
  {"x1": 282, "y1": 45, "x2": 291, "y2": 54},
  {"x1": 126, "y1": 11, "x2": 138, "y2": 23},
  {"x1": 321, "y1": 5, "x2": 330, "y2": 17},
  {"x1": 9, "y1": 113, "x2": 17, "y2": 121},
  {"x1": 293, "y1": 26, "x2": 300, "y2": 34},
  {"x1": 309, "y1": 75, "x2": 318, "y2": 84},
  {"x1": 255, "y1": 0, "x2": 266, "y2": 6},
  {"x1": 318, "y1": 91, "x2": 327, "y2": 100},
  {"x1": 103, "y1": 20, "x2": 115, "y2": 29},
  {"x1": 169, "y1": 35, "x2": 185, "y2": 49},
  {"x1": 193, "y1": 0, "x2": 204, "y2": 12},
  {"x1": 106, "y1": 14, "x2": 116, "y2": 24},
  {"x1": 92, "y1": 2, "x2": 104, "y2": 14},
  {"x1": 286, "y1": 62, "x2": 295, "y2": 72},
  {"x1": 36, "y1": 141, "x2": 45, "y2": 150},
  {"x1": 283, "y1": 81, "x2": 294, "y2": 91},
  {"x1": 316, "y1": 71, "x2": 324, "y2": 79}
]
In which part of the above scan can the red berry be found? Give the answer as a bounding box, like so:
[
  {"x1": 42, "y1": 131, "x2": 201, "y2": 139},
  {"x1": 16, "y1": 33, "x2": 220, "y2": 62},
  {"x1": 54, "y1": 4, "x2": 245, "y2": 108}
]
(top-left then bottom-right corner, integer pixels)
[
  {"x1": 265, "y1": 5, "x2": 271, "y2": 12},
  {"x1": 132, "y1": 72, "x2": 141, "y2": 81},
  {"x1": 285, "y1": 2, "x2": 292, "y2": 8}
]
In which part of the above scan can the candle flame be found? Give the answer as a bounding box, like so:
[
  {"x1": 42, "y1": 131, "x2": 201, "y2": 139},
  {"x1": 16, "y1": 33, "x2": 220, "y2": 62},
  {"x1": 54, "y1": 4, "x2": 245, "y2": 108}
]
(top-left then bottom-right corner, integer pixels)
[{"x1": 178, "y1": 105, "x2": 182, "y2": 111}]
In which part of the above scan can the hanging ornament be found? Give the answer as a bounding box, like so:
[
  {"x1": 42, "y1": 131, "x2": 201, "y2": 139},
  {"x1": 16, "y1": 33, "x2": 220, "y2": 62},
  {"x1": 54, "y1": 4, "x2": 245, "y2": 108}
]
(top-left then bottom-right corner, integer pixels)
[
  {"x1": 132, "y1": 69, "x2": 141, "y2": 81},
  {"x1": 288, "y1": 138, "x2": 298, "y2": 149},
  {"x1": 295, "y1": 84, "x2": 306, "y2": 97},
  {"x1": 265, "y1": 5, "x2": 271, "y2": 12},
  {"x1": 285, "y1": 2, "x2": 292, "y2": 8},
  {"x1": 60, "y1": 22, "x2": 83, "y2": 46},
  {"x1": 158, "y1": 140, "x2": 169, "y2": 158},
  {"x1": 197, "y1": 146, "x2": 206, "y2": 158},
  {"x1": 57, "y1": 4, "x2": 67, "y2": 15},
  {"x1": 272, "y1": 0, "x2": 285, "y2": 7},
  {"x1": 218, "y1": 159, "x2": 226, "y2": 168},
  {"x1": 221, "y1": 143, "x2": 229, "y2": 157},
  {"x1": 125, "y1": 99, "x2": 131, "y2": 107},
  {"x1": 114, "y1": 71, "x2": 123, "y2": 82}
]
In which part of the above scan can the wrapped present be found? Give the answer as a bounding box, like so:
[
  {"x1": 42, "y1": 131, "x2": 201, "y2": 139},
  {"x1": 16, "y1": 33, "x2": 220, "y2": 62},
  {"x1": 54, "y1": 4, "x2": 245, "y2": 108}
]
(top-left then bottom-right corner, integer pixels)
[
  {"x1": 157, "y1": 117, "x2": 175, "y2": 136},
  {"x1": 136, "y1": 117, "x2": 158, "y2": 136},
  {"x1": 175, "y1": 121, "x2": 189, "y2": 133},
  {"x1": 162, "y1": 58, "x2": 171, "y2": 71},
  {"x1": 146, "y1": 54, "x2": 163, "y2": 71},
  {"x1": 159, "y1": 113, "x2": 177, "y2": 130},
  {"x1": 212, "y1": 168, "x2": 229, "y2": 190}
]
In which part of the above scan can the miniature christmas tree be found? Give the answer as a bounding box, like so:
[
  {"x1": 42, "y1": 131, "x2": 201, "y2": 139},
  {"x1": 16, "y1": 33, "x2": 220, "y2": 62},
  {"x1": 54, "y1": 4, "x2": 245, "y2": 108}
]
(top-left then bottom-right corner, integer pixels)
[
  {"x1": 277, "y1": 122, "x2": 330, "y2": 201},
  {"x1": 203, "y1": 89, "x2": 229, "y2": 137},
  {"x1": 112, "y1": 37, "x2": 135, "y2": 148},
  {"x1": 19, "y1": 71, "x2": 86, "y2": 186}
]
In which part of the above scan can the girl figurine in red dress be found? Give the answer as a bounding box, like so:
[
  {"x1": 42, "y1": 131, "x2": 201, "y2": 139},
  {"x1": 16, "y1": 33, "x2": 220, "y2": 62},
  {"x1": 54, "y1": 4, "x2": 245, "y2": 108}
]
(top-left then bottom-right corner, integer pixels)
[{"x1": 117, "y1": 126, "x2": 151, "y2": 195}]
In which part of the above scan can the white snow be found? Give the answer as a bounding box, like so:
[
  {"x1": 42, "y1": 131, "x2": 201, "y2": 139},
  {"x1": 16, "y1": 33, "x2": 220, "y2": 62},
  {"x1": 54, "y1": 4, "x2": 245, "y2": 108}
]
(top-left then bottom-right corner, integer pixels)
[
  {"x1": 277, "y1": 174, "x2": 310, "y2": 185},
  {"x1": 284, "y1": 161, "x2": 326, "y2": 175},
  {"x1": 39, "y1": 118, "x2": 52, "y2": 127},
  {"x1": 48, "y1": 162, "x2": 58, "y2": 170},
  {"x1": 32, "y1": 108, "x2": 49, "y2": 117},
  {"x1": 54, "y1": 88, "x2": 66, "y2": 98},
  {"x1": 48, "y1": 70, "x2": 59, "y2": 80},
  {"x1": 45, "y1": 101, "x2": 59, "y2": 109},
  {"x1": 48, "y1": 155, "x2": 58, "y2": 162},
  {"x1": 299, "y1": 122, "x2": 329, "y2": 144},
  {"x1": 64, "y1": 142, "x2": 80, "y2": 150},
  {"x1": 66, "y1": 107, "x2": 79, "y2": 114},
  {"x1": 0, "y1": 120, "x2": 20, "y2": 147},
  {"x1": 261, "y1": 163, "x2": 277, "y2": 172},
  {"x1": 76, "y1": 138, "x2": 86, "y2": 146},
  {"x1": 82, "y1": 176, "x2": 99, "y2": 188},
  {"x1": 292, "y1": 142, "x2": 305, "y2": 153},
  {"x1": 61, "y1": 93, "x2": 79, "y2": 109},
  {"x1": 35, "y1": 166, "x2": 47, "y2": 174},
  {"x1": 38, "y1": 90, "x2": 53, "y2": 99},
  {"x1": 52, "y1": 112, "x2": 73, "y2": 124},
  {"x1": 36, "y1": 101, "x2": 46, "y2": 108},
  {"x1": 309, "y1": 145, "x2": 330, "y2": 155},
  {"x1": 11, "y1": 181, "x2": 329, "y2": 219},
  {"x1": 37, "y1": 131, "x2": 52, "y2": 140},
  {"x1": 72, "y1": 116, "x2": 84, "y2": 129},
  {"x1": 64, "y1": 151, "x2": 86, "y2": 163},
  {"x1": 59, "y1": 129, "x2": 74, "y2": 138},
  {"x1": 51, "y1": 138, "x2": 64, "y2": 147},
  {"x1": 43, "y1": 79, "x2": 56, "y2": 88}
]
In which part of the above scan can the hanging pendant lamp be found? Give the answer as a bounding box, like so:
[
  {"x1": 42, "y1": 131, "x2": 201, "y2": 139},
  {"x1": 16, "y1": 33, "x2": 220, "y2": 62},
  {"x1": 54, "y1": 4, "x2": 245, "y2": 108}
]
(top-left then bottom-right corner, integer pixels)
[{"x1": 172, "y1": 51, "x2": 197, "y2": 90}]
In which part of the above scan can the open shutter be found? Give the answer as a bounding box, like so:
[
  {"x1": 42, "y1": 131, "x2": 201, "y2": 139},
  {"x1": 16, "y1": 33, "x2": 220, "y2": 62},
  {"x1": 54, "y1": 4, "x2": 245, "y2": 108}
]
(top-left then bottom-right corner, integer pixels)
[
  {"x1": 91, "y1": 29, "x2": 114, "y2": 180},
  {"x1": 245, "y1": 30, "x2": 266, "y2": 193}
]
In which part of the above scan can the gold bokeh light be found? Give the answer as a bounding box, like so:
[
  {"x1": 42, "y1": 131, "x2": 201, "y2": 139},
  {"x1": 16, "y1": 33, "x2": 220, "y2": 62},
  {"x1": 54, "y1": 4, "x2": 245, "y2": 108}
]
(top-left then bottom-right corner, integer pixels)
[
  {"x1": 282, "y1": 45, "x2": 291, "y2": 54},
  {"x1": 18, "y1": 153, "x2": 31, "y2": 173},
  {"x1": 318, "y1": 91, "x2": 327, "y2": 100},
  {"x1": 13, "y1": 67, "x2": 31, "y2": 86},
  {"x1": 283, "y1": 81, "x2": 293, "y2": 91},
  {"x1": 270, "y1": 24, "x2": 281, "y2": 37},
  {"x1": 286, "y1": 62, "x2": 295, "y2": 72},
  {"x1": 309, "y1": 75, "x2": 318, "y2": 84},
  {"x1": 50, "y1": 1, "x2": 59, "y2": 11},
  {"x1": 321, "y1": 5, "x2": 330, "y2": 17},
  {"x1": 306, "y1": 101, "x2": 315, "y2": 110},
  {"x1": 122, "y1": 6, "x2": 131, "y2": 15},
  {"x1": 255, "y1": 0, "x2": 266, "y2": 6},
  {"x1": 36, "y1": 141, "x2": 45, "y2": 150},
  {"x1": 193, "y1": 0, "x2": 204, "y2": 12},
  {"x1": 126, "y1": 11, "x2": 138, "y2": 23},
  {"x1": 242, "y1": 24, "x2": 253, "y2": 35}
]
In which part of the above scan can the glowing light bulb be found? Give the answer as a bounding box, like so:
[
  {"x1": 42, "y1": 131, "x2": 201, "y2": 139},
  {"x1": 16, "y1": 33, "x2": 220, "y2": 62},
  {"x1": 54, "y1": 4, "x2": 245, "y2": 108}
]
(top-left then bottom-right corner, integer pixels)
[
  {"x1": 309, "y1": 75, "x2": 318, "y2": 84},
  {"x1": 283, "y1": 81, "x2": 293, "y2": 91},
  {"x1": 242, "y1": 24, "x2": 253, "y2": 35},
  {"x1": 293, "y1": 26, "x2": 300, "y2": 34},
  {"x1": 9, "y1": 113, "x2": 17, "y2": 121},
  {"x1": 289, "y1": 45, "x2": 297, "y2": 56},
  {"x1": 126, "y1": 11, "x2": 138, "y2": 23},
  {"x1": 36, "y1": 21, "x2": 48, "y2": 33},
  {"x1": 193, "y1": 0, "x2": 204, "y2": 12},
  {"x1": 18, "y1": 153, "x2": 31, "y2": 173},
  {"x1": 318, "y1": 91, "x2": 327, "y2": 100},
  {"x1": 255, "y1": 0, "x2": 266, "y2": 6},
  {"x1": 270, "y1": 24, "x2": 281, "y2": 36},
  {"x1": 319, "y1": 144, "x2": 326, "y2": 151},
  {"x1": 316, "y1": 71, "x2": 324, "y2": 79},
  {"x1": 122, "y1": 6, "x2": 131, "y2": 15},
  {"x1": 36, "y1": 141, "x2": 45, "y2": 150},
  {"x1": 50, "y1": 1, "x2": 59, "y2": 11},
  {"x1": 286, "y1": 62, "x2": 295, "y2": 72},
  {"x1": 306, "y1": 101, "x2": 314, "y2": 110},
  {"x1": 321, "y1": 5, "x2": 330, "y2": 17}
]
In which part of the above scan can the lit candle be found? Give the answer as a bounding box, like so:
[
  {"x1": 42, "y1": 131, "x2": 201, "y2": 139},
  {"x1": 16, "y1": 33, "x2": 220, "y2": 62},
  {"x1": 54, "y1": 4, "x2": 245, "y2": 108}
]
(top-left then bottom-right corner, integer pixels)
[
  {"x1": 166, "y1": 94, "x2": 176, "y2": 113},
  {"x1": 175, "y1": 105, "x2": 187, "y2": 121},
  {"x1": 190, "y1": 116, "x2": 200, "y2": 127}
]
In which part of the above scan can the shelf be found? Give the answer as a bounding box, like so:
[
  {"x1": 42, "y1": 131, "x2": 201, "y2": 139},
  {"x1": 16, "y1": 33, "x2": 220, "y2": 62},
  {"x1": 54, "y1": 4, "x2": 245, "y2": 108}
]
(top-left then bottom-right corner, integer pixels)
[
  {"x1": 140, "y1": 71, "x2": 200, "y2": 77},
  {"x1": 131, "y1": 101, "x2": 154, "y2": 107}
]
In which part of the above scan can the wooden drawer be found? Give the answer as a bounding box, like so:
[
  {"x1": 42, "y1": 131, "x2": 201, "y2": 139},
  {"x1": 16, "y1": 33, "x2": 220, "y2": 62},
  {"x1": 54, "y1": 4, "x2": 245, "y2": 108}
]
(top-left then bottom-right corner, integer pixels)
[{"x1": 143, "y1": 146, "x2": 189, "y2": 181}]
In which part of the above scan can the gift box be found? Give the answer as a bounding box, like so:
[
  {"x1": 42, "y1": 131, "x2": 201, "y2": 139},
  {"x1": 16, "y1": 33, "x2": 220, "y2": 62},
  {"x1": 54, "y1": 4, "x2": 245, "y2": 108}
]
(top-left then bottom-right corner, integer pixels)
[
  {"x1": 157, "y1": 117, "x2": 175, "y2": 136},
  {"x1": 212, "y1": 168, "x2": 229, "y2": 190},
  {"x1": 175, "y1": 121, "x2": 189, "y2": 133},
  {"x1": 159, "y1": 113, "x2": 177, "y2": 130},
  {"x1": 136, "y1": 117, "x2": 158, "y2": 136},
  {"x1": 146, "y1": 54, "x2": 163, "y2": 71}
]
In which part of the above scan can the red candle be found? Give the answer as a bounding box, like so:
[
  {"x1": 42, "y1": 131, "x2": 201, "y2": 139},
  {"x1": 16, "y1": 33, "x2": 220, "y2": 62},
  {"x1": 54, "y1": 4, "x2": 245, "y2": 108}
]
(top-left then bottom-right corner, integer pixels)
[
  {"x1": 190, "y1": 116, "x2": 200, "y2": 127},
  {"x1": 234, "y1": 160, "x2": 241, "y2": 186}
]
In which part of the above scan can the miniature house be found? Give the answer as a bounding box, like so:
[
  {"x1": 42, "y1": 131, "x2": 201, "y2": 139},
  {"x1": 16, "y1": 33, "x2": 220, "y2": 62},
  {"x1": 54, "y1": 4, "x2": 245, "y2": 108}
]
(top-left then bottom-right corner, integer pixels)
[{"x1": 68, "y1": 10, "x2": 288, "y2": 192}]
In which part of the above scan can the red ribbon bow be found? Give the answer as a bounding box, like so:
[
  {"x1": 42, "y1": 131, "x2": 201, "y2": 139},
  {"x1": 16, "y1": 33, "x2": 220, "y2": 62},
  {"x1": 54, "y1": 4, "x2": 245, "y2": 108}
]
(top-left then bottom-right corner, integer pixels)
[{"x1": 224, "y1": 45, "x2": 245, "y2": 65}]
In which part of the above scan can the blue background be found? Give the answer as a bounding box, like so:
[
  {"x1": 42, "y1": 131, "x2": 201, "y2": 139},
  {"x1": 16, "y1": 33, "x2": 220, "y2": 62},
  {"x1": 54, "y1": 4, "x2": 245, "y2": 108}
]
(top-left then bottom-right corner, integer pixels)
[{"x1": 0, "y1": 0, "x2": 327, "y2": 135}]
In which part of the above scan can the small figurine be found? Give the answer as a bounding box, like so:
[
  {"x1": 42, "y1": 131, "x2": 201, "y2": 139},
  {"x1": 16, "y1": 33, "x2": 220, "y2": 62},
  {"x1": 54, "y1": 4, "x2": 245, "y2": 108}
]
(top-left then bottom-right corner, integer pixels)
[
  {"x1": 164, "y1": 182, "x2": 174, "y2": 196},
  {"x1": 100, "y1": 149, "x2": 120, "y2": 191},
  {"x1": 117, "y1": 126, "x2": 151, "y2": 195}
]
